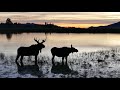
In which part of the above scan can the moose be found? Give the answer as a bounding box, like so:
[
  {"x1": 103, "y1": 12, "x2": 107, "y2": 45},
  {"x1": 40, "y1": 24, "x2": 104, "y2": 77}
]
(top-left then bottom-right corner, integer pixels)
[
  {"x1": 51, "y1": 45, "x2": 78, "y2": 64},
  {"x1": 15, "y1": 38, "x2": 46, "y2": 66}
]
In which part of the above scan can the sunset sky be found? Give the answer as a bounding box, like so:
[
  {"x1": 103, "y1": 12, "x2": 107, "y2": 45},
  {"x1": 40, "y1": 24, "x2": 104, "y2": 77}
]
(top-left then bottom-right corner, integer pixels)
[{"x1": 1, "y1": 12, "x2": 120, "y2": 28}]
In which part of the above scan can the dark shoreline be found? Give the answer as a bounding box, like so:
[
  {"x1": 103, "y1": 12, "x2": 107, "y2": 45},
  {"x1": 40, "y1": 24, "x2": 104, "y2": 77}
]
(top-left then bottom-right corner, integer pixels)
[
  {"x1": 0, "y1": 23, "x2": 120, "y2": 34},
  {"x1": 1, "y1": 28, "x2": 120, "y2": 34}
]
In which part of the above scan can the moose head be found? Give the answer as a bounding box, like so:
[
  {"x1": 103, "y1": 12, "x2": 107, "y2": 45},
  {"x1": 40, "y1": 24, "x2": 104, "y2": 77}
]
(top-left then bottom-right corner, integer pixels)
[
  {"x1": 34, "y1": 38, "x2": 46, "y2": 52},
  {"x1": 71, "y1": 44, "x2": 78, "y2": 53}
]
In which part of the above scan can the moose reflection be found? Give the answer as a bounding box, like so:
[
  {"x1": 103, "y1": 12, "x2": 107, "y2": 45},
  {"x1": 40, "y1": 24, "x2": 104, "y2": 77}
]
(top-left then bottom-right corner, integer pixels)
[
  {"x1": 16, "y1": 61, "x2": 43, "y2": 77},
  {"x1": 15, "y1": 38, "x2": 46, "y2": 66},
  {"x1": 51, "y1": 60, "x2": 72, "y2": 74},
  {"x1": 51, "y1": 45, "x2": 78, "y2": 64}
]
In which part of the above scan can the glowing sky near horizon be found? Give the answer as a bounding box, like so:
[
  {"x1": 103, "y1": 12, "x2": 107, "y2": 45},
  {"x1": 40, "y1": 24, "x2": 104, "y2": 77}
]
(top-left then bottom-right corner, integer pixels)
[{"x1": 0, "y1": 12, "x2": 120, "y2": 28}]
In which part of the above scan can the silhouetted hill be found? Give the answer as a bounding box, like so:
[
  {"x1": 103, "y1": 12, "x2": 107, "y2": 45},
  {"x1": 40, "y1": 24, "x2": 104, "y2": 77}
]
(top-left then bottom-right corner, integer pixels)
[
  {"x1": 0, "y1": 18, "x2": 86, "y2": 33},
  {"x1": 1, "y1": 18, "x2": 120, "y2": 33},
  {"x1": 107, "y1": 21, "x2": 120, "y2": 28},
  {"x1": 89, "y1": 21, "x2": 120, "y2": 29},
  {"x1": 88, "y1": 21, "x2": 120, "y2": 33}
]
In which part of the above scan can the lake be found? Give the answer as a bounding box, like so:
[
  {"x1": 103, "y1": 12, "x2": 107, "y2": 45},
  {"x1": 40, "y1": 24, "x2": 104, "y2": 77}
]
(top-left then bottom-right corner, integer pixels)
[
  {"x1": 1, "y1": 33, "x2": 120, "y2": 78},
  {"x1": 0, "y1": 33, "x2": 120, "y2": 57}
]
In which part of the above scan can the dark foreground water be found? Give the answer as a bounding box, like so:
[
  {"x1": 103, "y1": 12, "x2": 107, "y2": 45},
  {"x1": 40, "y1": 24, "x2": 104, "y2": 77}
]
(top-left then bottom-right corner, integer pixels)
[{"x1": 0, "y1": 46, "x2": 120, "y2": 78}]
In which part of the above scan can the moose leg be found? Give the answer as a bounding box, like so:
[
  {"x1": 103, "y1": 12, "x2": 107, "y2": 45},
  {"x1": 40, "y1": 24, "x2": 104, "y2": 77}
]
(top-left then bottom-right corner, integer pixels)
[
  {"x1": 15, "y1": 55, "x2": 20, "y2": 65},
  {"x1": 65, "y1": 57, "x2": 68, "y2": 64},
  {"x1": 35, "y1": 55, "x2": 37, "y2": 65},
  {"x1": 52, "y1": 55, "x2": 55, "y2": 66},
  {"x1": 20, "y1": 56, "x2": 24, "y2": 66},
  {"x1": 52, "y1": 55, "x2": 55, "y2": 64},
  {"x1": 62, "y1": 57, "x2": 64, "y2": 65}
]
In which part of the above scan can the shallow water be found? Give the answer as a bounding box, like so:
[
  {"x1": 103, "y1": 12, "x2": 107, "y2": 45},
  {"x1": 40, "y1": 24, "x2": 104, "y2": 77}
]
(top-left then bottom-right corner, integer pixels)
[
  {"x1": 0, "y1": 33, "x2": 120, "y2": 56},
  {"x1": 0, "y1": 48, "x2": 120, "y2": 78}
]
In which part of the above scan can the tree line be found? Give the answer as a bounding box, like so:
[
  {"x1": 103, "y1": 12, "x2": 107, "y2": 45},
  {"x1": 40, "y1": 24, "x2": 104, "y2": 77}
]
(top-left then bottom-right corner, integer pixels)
[{"x1": 0, "y1": 18, "x2": 120, "y2": 33}]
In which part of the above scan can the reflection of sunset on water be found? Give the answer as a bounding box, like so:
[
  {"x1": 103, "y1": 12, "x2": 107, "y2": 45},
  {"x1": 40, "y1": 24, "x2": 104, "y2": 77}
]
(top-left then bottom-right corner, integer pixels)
[{"x1": 0, "y1": 33, "x2": 120, "y2": 56}]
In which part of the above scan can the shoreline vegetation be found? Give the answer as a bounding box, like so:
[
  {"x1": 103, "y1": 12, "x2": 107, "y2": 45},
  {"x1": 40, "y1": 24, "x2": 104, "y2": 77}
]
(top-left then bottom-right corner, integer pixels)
[{"x1": 1, "y1": 18, "x2": 120, "y2": 34}]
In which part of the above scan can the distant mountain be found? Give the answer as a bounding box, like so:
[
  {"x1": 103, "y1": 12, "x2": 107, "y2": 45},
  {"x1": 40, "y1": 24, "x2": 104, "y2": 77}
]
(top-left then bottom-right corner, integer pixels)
[
  {"x1": 89, "y1": 21, "x2": 120, "y2": 29},
  {"x1": 107, "y1": 21, "x2": 120, "y2": 28},
  {"x1": 87, "y1": 21, "x2": 120, "y2": 33}
]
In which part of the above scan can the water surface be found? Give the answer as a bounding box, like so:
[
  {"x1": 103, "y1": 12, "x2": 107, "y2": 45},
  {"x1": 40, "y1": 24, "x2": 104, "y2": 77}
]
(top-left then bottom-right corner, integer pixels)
[{"x1": 0, "y1": 33, "x2": 120, "y2": 56}]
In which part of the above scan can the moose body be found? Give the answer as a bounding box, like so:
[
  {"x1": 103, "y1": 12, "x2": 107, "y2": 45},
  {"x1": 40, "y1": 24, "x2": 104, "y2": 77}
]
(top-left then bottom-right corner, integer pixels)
[
  {"x1": 17, "y1": 45, "x2": 42, "y2": 56},
  {"x1": 15, "y1": 38, "x2": 46, "y2": 66},
  {"x1": 51, "y1": 45, "x2": 78, "y2": 64}
]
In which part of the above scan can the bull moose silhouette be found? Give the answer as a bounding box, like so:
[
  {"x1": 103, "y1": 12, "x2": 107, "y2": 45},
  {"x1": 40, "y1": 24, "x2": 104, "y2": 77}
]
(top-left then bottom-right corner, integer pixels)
[
  {"x1": 15, "y1": 38, "x2": 46, "y2": 66},
  {"x1": 51, "y1": 45, "x2": 78, "y2": 64}
]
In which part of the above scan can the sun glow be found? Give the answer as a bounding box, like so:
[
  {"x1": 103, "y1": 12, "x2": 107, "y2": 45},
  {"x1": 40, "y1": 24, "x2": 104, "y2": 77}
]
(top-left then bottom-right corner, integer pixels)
[{"x1": 56, "y1": 23, "x2": 109, "y2": 28}]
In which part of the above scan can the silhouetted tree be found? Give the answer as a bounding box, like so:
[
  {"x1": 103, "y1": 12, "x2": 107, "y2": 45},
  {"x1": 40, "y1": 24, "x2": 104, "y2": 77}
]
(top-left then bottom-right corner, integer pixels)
[
  {"x1": 6, "y1": 18, "x2": 13, "y2": 24},
  {"x1": 14, "y1": 22, "x2": 18, "y2": 24},
  {"x1": 45, "y1": 22, "x2": 48, "y2": 25}
]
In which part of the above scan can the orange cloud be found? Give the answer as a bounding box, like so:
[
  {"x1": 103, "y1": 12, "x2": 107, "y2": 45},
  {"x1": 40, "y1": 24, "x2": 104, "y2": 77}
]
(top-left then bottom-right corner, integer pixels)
[{"x1": 56, "y1": 23, "x2": 109, "y2": 28}]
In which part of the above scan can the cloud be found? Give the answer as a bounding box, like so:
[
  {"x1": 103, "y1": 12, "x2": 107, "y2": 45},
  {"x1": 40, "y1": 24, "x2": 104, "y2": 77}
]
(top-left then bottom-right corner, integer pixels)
[
  {"x1": 0, "y1": 12, "x2": 120, "y2": 27},
  {"x1": 15, "y1": 19, "x2": 119, "y2": 25}
]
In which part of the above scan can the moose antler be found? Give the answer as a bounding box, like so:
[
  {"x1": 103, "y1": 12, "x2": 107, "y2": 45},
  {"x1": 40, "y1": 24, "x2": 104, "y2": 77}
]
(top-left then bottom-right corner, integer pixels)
[
  {"x1": 34, "y1": 38, "x2": 40, "y2": 44},
  {"x1": 41, "y1": 40, "x2": 45, "y2": 44},
  {"x1": 34, "y1": 34, "x2": 47, "y2": 44}
]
